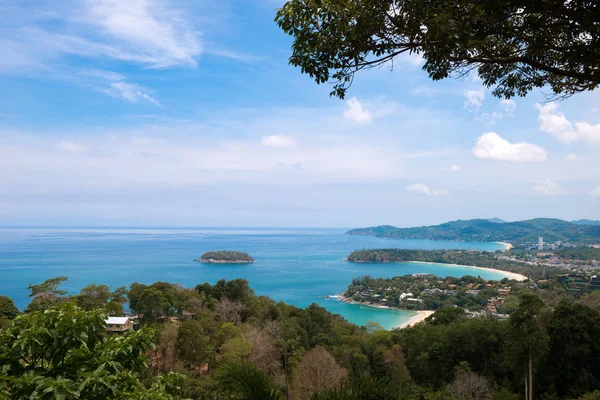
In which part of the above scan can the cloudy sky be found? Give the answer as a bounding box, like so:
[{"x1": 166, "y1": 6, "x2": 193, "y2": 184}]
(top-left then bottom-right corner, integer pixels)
[{"x1": 1, "y1": 0, "x2": 599, "y2": 228}]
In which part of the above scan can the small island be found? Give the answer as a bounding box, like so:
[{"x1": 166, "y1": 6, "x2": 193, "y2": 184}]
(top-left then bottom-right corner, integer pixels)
[{"x1": 195, "y1": 251, "x2": 254, "y2": 264}]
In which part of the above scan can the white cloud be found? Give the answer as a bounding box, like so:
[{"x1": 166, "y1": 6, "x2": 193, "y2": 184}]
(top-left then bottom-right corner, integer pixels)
[
  {"x1": 565, "y1": 153, "x2": 579, "y2": 161},
  {"x1": 344, "y1": 97, "x2": 372, "y2": 124},
  {"x1": 591, "y1": 186, "x2": 600, "y2": 198},
  {"x1": 79, "y1": 69, "x2": 162, "y2": 106},
  {"x1": 532, "y1": 179, "x2": 567, "y2": 195},
  {"x1": 500, "y1": 99, "x2": 516, "y2": 114},
  {"x1": 471, "y1": 72, "x2": 482, "y2": 82},
  {"x1": 406, "y1": 183, "x2": 448, "y2": 196},
  {"x1": 82, "y1": 0, "x2": 202, "y2": 68},
  {"x1": 55, "y1": 141, "x2": 88, "y2": 153},
  {"x1": 398, "y1": 52, "x2": 423, "y2": 67},
  {"x1": 1, "y1": 102, "x2": 455, "y2": 190},
  {"x1": 450, "y1": 164, "x2": 461, "y2": 172},
  {"x1": 0, "y1": 1, "x2": 202, "y2": 73},
  {"x1": 474, "y1": 99, "x2": 514, "y2": 125},
  {"x1": 131, "y1": 135, "x2": 164, "y2": 145},
  {"x1": 106, "y1": 82, "x2": 162, "y2": 106},
  {"x1": 537, "y1": 103, "x2": 600, "y2": 145},
  {"x1": 261, "y1": 135, "x2": 296, "y2": 148},
  {"x1": 79, "y1": 69, "x2": 125, "y2": 81},
  {"x1": 473, "y1": 132, "x2": 547, "y2": 162},
  {"x1": 205, "y1": 47, "x2": 264, "y2": 63},
  {"x1": 1, "y1": 132, "x2": 409, "y2": 188},
  {"x1": 477, "y1": 112, "x2": 503, "y2": 126},
  {"x1": 463, "y1": 89, "x2": 485, "y2": 111}
]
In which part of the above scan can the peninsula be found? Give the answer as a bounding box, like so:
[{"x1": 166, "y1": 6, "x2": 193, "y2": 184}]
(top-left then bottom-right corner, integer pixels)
[
  {"x1": 195, "y1": 251, "x2": 255, "y2": 264},
  {"x1": 345, "y1": 249, "x2": 540, "y2": 280},
  {"x1": 341, "y1": 274, "x2": 526, "y2": 319}
]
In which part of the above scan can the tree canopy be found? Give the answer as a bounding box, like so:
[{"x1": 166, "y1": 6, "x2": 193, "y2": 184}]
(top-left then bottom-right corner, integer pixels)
[
  {"x1": 6, "y1": 277, "x2": 600, "y2": 399},
  {"x1": 0, "y1": 296, "x2": 18, "y2": 321},
  {"x1": 25, "y1": 276, "x2": 69, "y2": 313},
  {"x1": 275, "y1": 0, "x2": 600, "y2": 99},
  {"x1": 0, "y1": 303, "x2": 185, "y2": 399}
]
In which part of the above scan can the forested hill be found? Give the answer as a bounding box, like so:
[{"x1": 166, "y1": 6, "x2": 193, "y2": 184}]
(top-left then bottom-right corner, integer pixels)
[
  {"x1": 196, "y1": 251, "x2": 254, "y2": 263},
  {"x1": 573, "y1": 219, "x2": 600, "y2": 226},
  {"x1": 345, "y1": 249, "x2": 552, "y2": 279},
  {"x1": 347, "y1": 218, "x2": 600, "y2": 245}
]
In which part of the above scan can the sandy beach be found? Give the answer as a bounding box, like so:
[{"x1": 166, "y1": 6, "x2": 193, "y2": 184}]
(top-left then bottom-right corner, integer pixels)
[
  {"x1": 495, "y1": 242, "x2": 513, "y2": 251},
  {"x1": 408, "y1": 261, "x2": 527, "y2": 281},
  {"x1": 395, "y1": 310, "x2": 435, "y2": 329}
]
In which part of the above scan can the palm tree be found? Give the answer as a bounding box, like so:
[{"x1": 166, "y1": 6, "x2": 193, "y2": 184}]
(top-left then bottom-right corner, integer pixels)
[
  {"x1": 312, "y1": 376, "x2": 393, "y2": 400},
  {"x1": 215, "y1": 362, "x2": 283, "y2": 400}
]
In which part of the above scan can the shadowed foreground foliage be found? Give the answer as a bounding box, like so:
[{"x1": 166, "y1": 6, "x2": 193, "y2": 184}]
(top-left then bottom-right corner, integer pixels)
[
  {"x1": 3, "y1": 277, "x2": 600, "y2": 399},
  {"x1": 276, "y1": 0, "x2": 600, "y2": 100},
  {"x1": 0, "y1": 303, "x2": 185, "y2": 399}
]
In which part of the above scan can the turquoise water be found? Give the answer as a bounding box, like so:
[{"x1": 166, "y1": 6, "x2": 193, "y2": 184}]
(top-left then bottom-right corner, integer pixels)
[{"x1": 0, "y1": 228, "x2": 507, "y2": 329}]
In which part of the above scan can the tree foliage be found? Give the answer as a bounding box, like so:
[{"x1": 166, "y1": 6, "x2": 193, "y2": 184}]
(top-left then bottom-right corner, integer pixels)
[
  {"x1": 0, "y1": 295, "x2": 18, "y2": 320},
  {"x1": 505, "y1": 294, "x2": 548, "y2": 400},
  {"x1": 276, "y1": 0, "x2": 600, "y2": 100},
  {"x1": 9, "y1": 277, "x2": 600, "y2": 399},
  {"x1": 291, "y1": 346, "x2": 347, "y2": 399},
  {"x1": 25, "y1": 276, "x2": 69, "y2": 313},
  {"x1": 198, "y1": 251, "x2": 254, "y2": 263},
  {"x1": 129, "y1": 282, "x2": 188, "y2": 323},
  {"x1": 545, "y1": 302, "x2": 600, "y2": 398},
  {"x1": 176, "y1": 318, "x2": 219, "y2": 368},
  {"x1": 215, "y1": 361, "x2": 282, "y2": 400},
  {"x1": 0, "y1": 302, "x2": 185, "y2": 399},
  {"x1": 447, "y1": 368, "x2": 492, "y2": 400}
]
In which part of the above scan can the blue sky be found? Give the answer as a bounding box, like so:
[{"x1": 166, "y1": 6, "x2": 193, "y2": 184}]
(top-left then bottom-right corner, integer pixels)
[{"x1": 1, "y1": 0, "x2": 599, "y2": 228}]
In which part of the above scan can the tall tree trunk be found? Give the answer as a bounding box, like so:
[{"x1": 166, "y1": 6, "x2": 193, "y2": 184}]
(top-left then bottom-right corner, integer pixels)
[
  {"x1": 529, "y1": 351, "x2": 533, "y2": 400},
  {"x1": 524, "y1": 370, "x2": 528, "y2": 400},
  {"x1": 284, "y1": 351, "x2": 289, "y2": 400}
]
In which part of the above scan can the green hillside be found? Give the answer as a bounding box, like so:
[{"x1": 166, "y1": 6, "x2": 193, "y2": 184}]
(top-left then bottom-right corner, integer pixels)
[
  {"x1": 573, "y1": 219, "x2": 600, "y2": 226},
  {"x1": 347, "y1": 218, "x2": 600, "y2": 245}
]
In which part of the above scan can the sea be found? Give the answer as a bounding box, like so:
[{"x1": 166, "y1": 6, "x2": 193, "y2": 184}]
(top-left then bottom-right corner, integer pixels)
[{"x1": 0, "y1": 227, "x2": 508, "y2": 330}]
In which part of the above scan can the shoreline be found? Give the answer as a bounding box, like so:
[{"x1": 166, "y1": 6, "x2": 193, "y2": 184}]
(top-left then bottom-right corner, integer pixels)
[
  {"x1": 195, "y1": 259, "x2": 255, "y2": 264},
  {"x1": 494, "y1": 241, "x2": 513, "y2": 251},
  {"x1": 395, "y1": 310, "x2": 435, "y2": 329},
  {"x1": 337, "y1": 296, "x2": 428, "y2": 330},
  {"x1": 338, "y1": 296, "x2": 396, "y2": 310},
  {"x1": 408, "y1": 260, "x2": 527, "y2": 281}
]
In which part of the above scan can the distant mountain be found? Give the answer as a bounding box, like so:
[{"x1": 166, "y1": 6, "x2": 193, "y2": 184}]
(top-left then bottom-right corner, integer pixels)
[
  {"x1": 346, "y1": 218, "x2": 600, "y2": 245},
  {"x1": 487, "y1": 218, "x2": 506, "y2": 224},
  {"x1": 572, "y1": 219, "x2": 600, "y2": 226}
]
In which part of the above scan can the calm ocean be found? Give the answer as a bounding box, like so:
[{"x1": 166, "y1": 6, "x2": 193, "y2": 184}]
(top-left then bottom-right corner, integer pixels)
[{"x1": 0, "y1": 227, "x2": 507, "y2": 329}]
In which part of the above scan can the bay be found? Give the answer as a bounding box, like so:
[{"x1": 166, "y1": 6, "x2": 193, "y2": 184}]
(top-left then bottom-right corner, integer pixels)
[{"x1": 0, "y1": 227, "x2": 508, "y2": 329}]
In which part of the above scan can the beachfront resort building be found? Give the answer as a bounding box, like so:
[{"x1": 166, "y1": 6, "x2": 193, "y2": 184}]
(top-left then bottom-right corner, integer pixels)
[{"x1": 106, "y1": 316, "x2": 134, "y2": 333}]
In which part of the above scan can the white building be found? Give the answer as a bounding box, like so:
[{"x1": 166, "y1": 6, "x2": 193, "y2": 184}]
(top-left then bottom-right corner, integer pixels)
[
  {"x1": 538, "y1": 237, "x2": 544, "y2": 250},
  {"x1": 105, "y1": 316, "x2": 134, "y2": 333}
]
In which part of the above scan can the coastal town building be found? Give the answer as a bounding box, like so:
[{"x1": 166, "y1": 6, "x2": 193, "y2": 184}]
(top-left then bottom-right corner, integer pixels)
[
  {"x1": 106, "y1": 316, "x2": 134, "y2": 333},
  {"x1": 487, "y1": 297, "x2": 506, "y2": 313}
]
